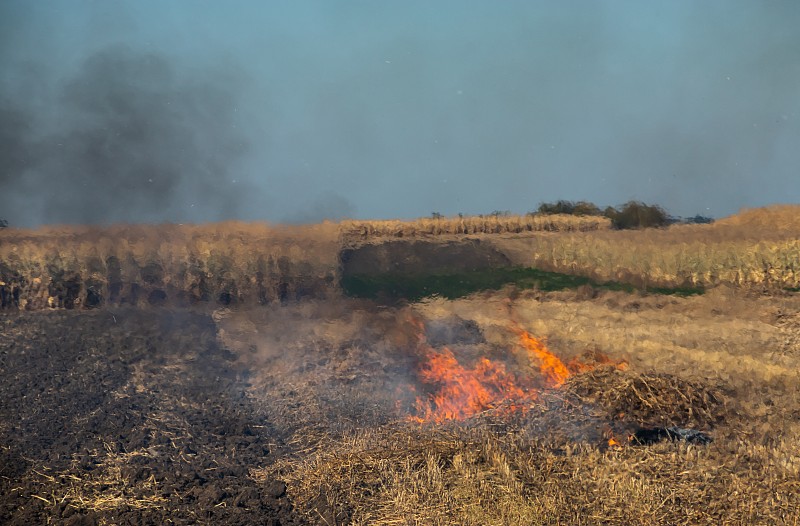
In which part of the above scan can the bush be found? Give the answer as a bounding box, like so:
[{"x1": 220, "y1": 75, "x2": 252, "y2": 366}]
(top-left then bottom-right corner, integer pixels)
[
  {"x1": 686, "y1": 215, "x2": 714, "y2": 225},
  {"x1": 537, "y1": 200, "x2": 575, "y2": 215},
  {"x1": 609, "y1": 201, "x2": 670, "y2": 229},
  {"x1": 572, "y1": 201, "x2": 603, "y2": 216},
  {"x1": 0, "y1": 219, "x2": 7, "y2": 229},
  {"x1": 536, "y1": 201, "x2": 673, "y2": 229},
  {"x1": 536, "y1": 200, "x2": 602, "y2": 216}
]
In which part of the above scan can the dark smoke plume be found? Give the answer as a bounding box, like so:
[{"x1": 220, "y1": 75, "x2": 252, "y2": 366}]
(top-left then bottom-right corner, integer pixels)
[{"x1": 1, "y1": 45, "x2": 254, "y2": 226}]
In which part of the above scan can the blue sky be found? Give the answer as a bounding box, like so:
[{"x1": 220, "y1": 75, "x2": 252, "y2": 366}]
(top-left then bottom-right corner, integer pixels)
[{"x1": 2, "y1": 1, "x2": 799, "y2": 226}]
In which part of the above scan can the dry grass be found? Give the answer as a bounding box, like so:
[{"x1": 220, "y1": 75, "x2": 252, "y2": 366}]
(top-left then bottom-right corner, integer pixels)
[
  {"x1": 2, "y1": 206, "x2": 799, "y2": 311},
  {"x1": 713, "y1": 204, "x2": 800, "y2": 233},
  {"x1": 263, "y1": 366, "x2": 743, "y2": 525},
  {"x1": 0, "y1": 221, "x2": 341, "y2": 309},
  {"x1": 28, "y1": 449, "x2": 169, "y2": 515},
  {"x1": 490, "y1": 205, "x2": 800, "y2": 289},
  {"x1": 219, "y1": 285, "x2": 800, "y2": 525},
  {"x1": 339, "y1": 213, "x2": 611, "y2": 245},
  {"x1": 267, "y1": 425, "x2": 799, "y2": 526}
]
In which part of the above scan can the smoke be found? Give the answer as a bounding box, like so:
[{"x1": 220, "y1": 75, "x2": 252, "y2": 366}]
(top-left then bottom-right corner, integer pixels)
[
  {"x1": 1, "y1": 45, "x2": 255, "y2": 226},
  {"x1": 3, "y1": 3, "x2": 800, "y2": 226},
  {"x1": 282, "y1": 191, "x2": 356, "y2": 224},
  {"x1": 0, "y1": 106, "x2": 31, "y2": 187}
]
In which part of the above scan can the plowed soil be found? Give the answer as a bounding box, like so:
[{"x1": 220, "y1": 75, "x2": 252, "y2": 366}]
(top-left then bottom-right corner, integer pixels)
[{"x1": 0, "y1": 309, "x2": 300, "y2": 525}]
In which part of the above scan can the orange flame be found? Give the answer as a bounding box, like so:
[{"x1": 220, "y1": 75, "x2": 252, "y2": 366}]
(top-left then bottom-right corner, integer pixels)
[
  {"x1": 411, "y1": 328, "x2": 576, "y2": 423},
  {"x1": 412, "y1": 348, "x2": 529, "y2": 423},
  {"x1": 408, "y1": 326, "x2": 626, "y2": 424},
  {"x1": 514, "y1": 329, "x2": 571, "y2": 388}
]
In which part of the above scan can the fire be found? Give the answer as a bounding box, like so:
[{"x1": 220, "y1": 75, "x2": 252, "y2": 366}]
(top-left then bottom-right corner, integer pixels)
[
  {"x1": 411, "y1": 348, "x2": 528, "y2": 423},
  {"x1": 514, "y1": 329, "x2": 571, "y2": 387},
  {"x1": 410, "y1": 326, "x2": 614, "y2": 423}
]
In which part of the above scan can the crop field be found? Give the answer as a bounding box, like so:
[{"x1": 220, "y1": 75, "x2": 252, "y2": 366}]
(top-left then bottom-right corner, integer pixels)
[
  {"x1": 2, "y1": 207, "x2": 798, "y2": 312},
  {"x1": 339, "y1": 213, "x2": 611, "y2": 243},
  {"x1": 0, "y1": 222, "x2": 342, "y2": 310},
  {"x1": 489, "y1": 205, "x2": 800, "y2": 290},
  {"x1": 2, "y1": 206, "x2": 800, "y2": 524}
]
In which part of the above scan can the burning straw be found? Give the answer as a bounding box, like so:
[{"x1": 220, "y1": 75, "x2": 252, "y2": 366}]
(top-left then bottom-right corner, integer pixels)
[{"x1": 408, "y1": 325, "x2": 626, "y2": 424}]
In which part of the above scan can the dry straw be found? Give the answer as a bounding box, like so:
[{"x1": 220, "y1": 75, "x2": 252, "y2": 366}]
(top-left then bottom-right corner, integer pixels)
[{"x1": 2, "y1": 206, "x2": 800, "y2": 310}]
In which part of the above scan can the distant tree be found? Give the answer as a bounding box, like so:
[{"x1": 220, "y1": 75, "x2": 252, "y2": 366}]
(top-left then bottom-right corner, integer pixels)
[
  {"x1": 571, "y1": 201, "x2": 602, "y2": 216},
  {"x1": 490, "y1": 210, "x2": 511, "y2": 217},
  {"x1": 536, "y1": 200, "x2": 671, "y2": 228},
  {"x1": 602, "y1": 206, "x2": 617, "y2": 218},
  {"x1": 537, "y1": 200, "x2": 576, "y2": 215},
  {"x1": 536, "y1": 200, "x2": 602, "y2": 216},
  {"x1": 608, "y1": 201, "x2": 670, "y2": 229},
  {"x1": 431, "y1": 212, "x2": 443, "y2": 220},
  {"x1": 0, "y1": 219, "x2": 7, "y2": 229},
  {"x1": 686, "y1": 215, "x2": 714, "y2": 224}
]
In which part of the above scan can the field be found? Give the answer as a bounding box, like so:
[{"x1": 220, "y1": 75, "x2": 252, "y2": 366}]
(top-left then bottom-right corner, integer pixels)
[
  {"x1": 2, "y1": 206, "x2": 800, "y2": 524},
  {"x1": 489, "y1": 205, "x2": 800, "y2": 289},
  {"x1": 220, "y1": 289, "x2": 800, "y2": 525}
]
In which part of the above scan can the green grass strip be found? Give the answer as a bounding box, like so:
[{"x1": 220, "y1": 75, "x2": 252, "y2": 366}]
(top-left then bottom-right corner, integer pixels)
[{"x1": 341, "y1": 266, "x2": 703, "y2": 301}]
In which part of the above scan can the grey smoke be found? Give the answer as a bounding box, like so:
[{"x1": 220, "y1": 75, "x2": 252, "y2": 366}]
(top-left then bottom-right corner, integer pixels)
[
  {"x1": 2, "y1": 2, "x2": 800, "y2": 227},
  {"x1": 1, "y1": 45, "x2": 255, "y2": 225}
]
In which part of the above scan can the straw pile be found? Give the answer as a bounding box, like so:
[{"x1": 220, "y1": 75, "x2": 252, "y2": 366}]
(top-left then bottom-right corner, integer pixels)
[
  {"x1": 263, "y1": 367, "x2": 798, "y2": 525},
  {"x1": 560, "y1": 367, "x2": 729, "y2": 429}
]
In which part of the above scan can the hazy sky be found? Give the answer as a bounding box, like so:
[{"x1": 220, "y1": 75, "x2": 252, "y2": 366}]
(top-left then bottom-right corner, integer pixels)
[{"x1": 1, "y1": 1, "x2": 799, "y2": 227}]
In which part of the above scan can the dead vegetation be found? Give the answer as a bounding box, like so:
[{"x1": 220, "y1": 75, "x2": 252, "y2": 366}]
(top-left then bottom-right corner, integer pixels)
[
  {"x1": 6, "y1": 207, "x2": 800, "y2": 523},
  {"x1": 27, "y1": 450, "x2": 169, "y2": 514},
  {"x1": 217, "y1": 286, "x2": 800, "y2": 525},
  {"x1": 493, "y1": 205, "x2": 800, "y2": 289},
  {"x1": 268, "y1": 423, "x2": 798, "y2": 526},
  {"x1": 339, "y1": 213, "x2": 611, "y2": 244},
  {"x1": 0, "y1": 221, "x2": 341, "y2": 310},
  {"x1": 263, "y1": 366, "x2": 742, "y2": 525},
  {"x1": 560, "y1": 367, "x2": 727, "y2": 431},
  {"x1": 2, "y1": 206, "x2": 799, "y2": 311}
]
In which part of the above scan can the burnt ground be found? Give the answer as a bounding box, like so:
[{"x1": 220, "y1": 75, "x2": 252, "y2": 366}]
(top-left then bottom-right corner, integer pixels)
[{"x1": 0, "y1": 309, "x2": 301, "y2": 525}]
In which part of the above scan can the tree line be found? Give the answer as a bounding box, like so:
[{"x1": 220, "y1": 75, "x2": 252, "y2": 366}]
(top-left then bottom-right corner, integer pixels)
[
  {"x1": 534, "y1": 200, "x2": 713, "y2": 229},
  {"x1": 0, "y1": 202, "x2": 714, "y2": 231}
]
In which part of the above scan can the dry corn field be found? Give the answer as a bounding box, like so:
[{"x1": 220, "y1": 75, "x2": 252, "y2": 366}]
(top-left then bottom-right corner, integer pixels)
[
  {"x1": 2, "y1": 207, "x2": 799, "y2": 312},
  {"x1": 339, "y1": 213, "x2": 611, "y2": 243},
  {"x1": 489, "y1": 205, "x2": 800, "y2": 289},
  {"x1": 0, "y1": 221, "x2": 342, "y2": 310},
  {"x1": 0, "y1": 214, "x2": 606, "y2": 310},
  {"x1": 2, "y1": 206, "x2": 800, "y2": 524}
]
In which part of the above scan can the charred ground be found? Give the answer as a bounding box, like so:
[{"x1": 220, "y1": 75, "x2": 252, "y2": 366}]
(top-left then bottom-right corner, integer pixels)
[{"x1": 0, "y1": 308, "x2": 299, "y2": 525}]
